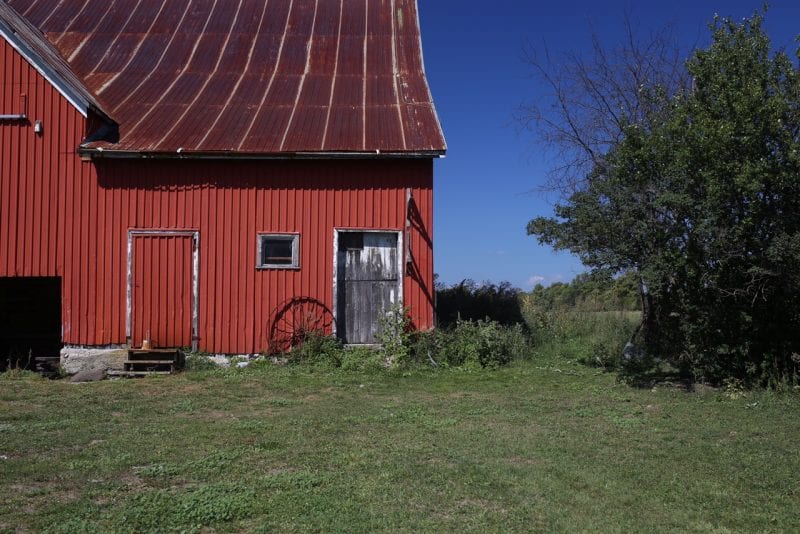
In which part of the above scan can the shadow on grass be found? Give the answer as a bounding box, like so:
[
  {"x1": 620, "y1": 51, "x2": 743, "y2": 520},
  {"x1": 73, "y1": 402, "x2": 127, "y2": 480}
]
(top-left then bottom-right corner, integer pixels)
[{"x1": 616, "y1": 357, "x2": 704, "y2": 392}]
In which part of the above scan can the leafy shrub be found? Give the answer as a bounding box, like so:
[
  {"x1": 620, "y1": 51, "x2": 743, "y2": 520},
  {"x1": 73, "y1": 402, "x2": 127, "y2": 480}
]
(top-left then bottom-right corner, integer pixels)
[
  {"x1": 184, "y1": 352, "x2": 218, "y2": 371},
  {"x1": 376, "y1": 303, "x2": 414, "y2": 367},
  {"x1": 340, "y1": 346, "x2": 385, "y2": 372},
  {"x1": 285, "y1": 332, "x2": 344, "y2": 368},
  {"x1": 411, "y1": 320, "x2": 532, "y2": 369}
]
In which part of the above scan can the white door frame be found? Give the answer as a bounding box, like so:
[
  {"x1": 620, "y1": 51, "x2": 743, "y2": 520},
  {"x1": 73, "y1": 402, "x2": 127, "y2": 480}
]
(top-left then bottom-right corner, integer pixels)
[
  {"x1": 126, "y1": 229, "x2": 200, "y2": 351},
  {"x1": 331, "y1": 228, "x2": 404, "y2": 340}
]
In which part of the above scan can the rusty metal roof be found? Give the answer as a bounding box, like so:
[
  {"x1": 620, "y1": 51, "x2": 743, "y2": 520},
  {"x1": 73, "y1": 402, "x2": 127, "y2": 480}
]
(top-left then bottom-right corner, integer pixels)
[
  {"x1": 5, "y1": 0, "x2": 445, "y2": 156},
  {"x1": 0, "y1": 2, "x2": 110, "y2": 121}
]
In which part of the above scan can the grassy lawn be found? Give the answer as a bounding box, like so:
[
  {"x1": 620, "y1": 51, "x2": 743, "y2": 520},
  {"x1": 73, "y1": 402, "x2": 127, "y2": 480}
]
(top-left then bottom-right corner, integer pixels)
[{"x1": 1, "y1": 343, "x2": 798, "y2": 533}]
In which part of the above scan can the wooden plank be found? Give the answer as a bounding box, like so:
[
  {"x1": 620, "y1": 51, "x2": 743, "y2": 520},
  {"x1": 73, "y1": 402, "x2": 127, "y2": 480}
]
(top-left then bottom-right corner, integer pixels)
[{"x1": 339, "y1": 232, "x2": 398, "y2": 344}]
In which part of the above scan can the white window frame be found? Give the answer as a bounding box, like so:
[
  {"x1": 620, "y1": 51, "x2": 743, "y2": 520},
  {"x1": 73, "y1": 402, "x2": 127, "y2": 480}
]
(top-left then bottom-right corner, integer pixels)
[{"x1": 257, "y1": 233, "x2": 300, "y2": 269}]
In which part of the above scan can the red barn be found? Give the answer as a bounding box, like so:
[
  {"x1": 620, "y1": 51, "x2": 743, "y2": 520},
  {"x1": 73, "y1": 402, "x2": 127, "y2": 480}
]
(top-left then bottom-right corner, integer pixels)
[{"x1": 0, "y1": 0, "x2": 445, "y2": 372}]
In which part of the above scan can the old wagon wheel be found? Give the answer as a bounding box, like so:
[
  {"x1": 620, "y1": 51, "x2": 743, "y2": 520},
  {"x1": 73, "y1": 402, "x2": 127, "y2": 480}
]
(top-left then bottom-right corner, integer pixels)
[{"x1": 268, "y1": 297, "x2": 335, "y2": 354}]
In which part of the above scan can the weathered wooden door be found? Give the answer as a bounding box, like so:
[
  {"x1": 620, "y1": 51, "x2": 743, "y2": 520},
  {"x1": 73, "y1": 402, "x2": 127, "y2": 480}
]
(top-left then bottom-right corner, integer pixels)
[
  {"x1": 336, "y1": 232, "x2": 400, "y2": 344},
  {"x1": 130, "y1": 233, "x2": 195, "y2": 349}
]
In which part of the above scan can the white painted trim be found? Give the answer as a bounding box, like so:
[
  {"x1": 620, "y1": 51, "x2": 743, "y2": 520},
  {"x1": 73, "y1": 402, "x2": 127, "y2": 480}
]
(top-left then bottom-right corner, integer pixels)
[
  {"x1": 0, "y1": 23, "x2": 89, "y2": 118},
  {"x1": 126, "y1": 230, "x2": 200, "y2": 351},
  {"x1": 331, "y1": 228, "x2": 404, "y2": 340}
]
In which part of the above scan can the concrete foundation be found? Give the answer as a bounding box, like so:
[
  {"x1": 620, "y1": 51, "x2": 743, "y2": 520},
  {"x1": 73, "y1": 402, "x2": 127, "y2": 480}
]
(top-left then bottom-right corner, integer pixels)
[{"x1": 60, "y1": 346, "x2": 129, "y2": 375}]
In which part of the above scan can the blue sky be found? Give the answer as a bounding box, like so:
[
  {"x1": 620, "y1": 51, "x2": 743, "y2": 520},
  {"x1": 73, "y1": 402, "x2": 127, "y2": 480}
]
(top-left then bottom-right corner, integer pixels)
[{"x1": 418, "y1": 1, "x2": 800, "y2": 290}]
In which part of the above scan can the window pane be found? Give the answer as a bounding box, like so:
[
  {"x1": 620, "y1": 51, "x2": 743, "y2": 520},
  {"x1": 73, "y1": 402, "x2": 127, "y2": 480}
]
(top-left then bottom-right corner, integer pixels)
[
  {"x1": 262, "y1": 237, "x2": 294, "y2": 266},
  {"x1": 338, "y1": 232, "x2": 363, "y2": 251}
]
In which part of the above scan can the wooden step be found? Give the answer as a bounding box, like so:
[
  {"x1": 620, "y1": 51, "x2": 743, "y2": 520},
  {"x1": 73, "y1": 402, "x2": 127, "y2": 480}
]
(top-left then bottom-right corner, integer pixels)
[{"x1": 124, "y1": 359, "x2": 176, "y2": 365}]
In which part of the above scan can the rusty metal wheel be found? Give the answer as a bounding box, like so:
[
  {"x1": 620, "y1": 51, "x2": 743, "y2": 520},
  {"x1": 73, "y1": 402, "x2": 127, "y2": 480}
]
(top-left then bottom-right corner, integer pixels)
[{"x1": 268, "y1": 297, "x2": 334, "y2": 354}]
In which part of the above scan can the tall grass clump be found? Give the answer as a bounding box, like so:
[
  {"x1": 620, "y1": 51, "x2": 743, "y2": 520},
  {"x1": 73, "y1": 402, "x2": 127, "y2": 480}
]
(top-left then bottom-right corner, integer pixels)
[
  {"x1": 410, "y1": 320, "x2": 532, "y2": 369},
  {"x1": 519, "y1": 282, "x2": 641, "y2": 371}
]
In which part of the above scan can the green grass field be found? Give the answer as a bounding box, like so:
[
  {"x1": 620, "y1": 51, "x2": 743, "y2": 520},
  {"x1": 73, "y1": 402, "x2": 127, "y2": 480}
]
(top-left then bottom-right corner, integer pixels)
[{"x1": 1, "y1": 341, "x2": 798, "y2": 532}]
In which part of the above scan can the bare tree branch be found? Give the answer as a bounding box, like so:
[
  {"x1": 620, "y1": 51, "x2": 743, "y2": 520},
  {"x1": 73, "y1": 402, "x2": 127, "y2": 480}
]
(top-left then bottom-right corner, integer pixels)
[{"x1": 517, "y1": 14, "x2": 692, "y2": 196}]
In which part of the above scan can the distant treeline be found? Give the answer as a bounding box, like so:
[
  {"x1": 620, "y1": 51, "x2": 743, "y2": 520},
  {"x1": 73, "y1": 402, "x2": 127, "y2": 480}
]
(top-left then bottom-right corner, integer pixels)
[
  {"x1": 526, "y1": 272, "x2": 640, "y2": 312},
  {"x1": 435, "y1": 279, "x2": 524, "y2": 327},
  {"x1": 436, "y1": 272, "x2": 640, "y2": 327}
]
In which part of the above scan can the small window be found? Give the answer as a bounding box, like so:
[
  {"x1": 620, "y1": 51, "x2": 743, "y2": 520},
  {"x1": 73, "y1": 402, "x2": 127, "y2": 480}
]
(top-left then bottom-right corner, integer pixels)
[{"x1": 258, "y1": 234, "x2": 299, "y2": 269}]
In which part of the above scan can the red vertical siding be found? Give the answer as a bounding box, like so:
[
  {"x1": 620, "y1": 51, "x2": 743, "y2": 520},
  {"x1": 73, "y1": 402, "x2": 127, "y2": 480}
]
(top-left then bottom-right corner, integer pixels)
[
  {"x1": 1, "y1": 37, "x2": 87, "y2": 278},
  {"x1": 91, "y1": 159, "x2": 433, "y2": 354},
  {"x1": 131, "y1": 234, "x2": 194, "y2": 348},
  {"x1": 2, "y1": 39, "x2": 435, "y2": 355}
]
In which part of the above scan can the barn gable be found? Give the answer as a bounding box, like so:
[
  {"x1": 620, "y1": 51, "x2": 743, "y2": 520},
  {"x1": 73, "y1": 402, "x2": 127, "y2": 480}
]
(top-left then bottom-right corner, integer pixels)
[
  {"x1": 0, "y1": 2, "x2": 110, "y2": 121},
  {"x1": 6, "y1": 0, "x2": 446, "y2": 157}
]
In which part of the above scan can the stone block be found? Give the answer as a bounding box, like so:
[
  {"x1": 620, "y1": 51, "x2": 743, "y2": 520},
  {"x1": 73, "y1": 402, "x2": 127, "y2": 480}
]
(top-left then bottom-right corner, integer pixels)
[{"x1": 60, "y1": 347, "x2": 128, "y2": 374}]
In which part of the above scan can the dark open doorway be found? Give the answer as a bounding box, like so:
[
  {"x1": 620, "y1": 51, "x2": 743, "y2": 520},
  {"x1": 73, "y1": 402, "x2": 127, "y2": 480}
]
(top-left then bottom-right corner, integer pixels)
[{"x1": 0, "y1": 277, "x2": 61, "y2": 371}]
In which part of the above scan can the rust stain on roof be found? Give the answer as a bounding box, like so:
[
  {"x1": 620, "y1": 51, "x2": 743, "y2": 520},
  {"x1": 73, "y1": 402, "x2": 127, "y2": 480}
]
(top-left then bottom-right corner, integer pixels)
[{"x1": 5, "y1": 0, "x2": 446, "y2": 156}]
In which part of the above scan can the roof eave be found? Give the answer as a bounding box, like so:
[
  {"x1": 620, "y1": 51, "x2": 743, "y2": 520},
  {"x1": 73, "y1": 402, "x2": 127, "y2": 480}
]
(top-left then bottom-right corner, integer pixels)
[{"x1": 77, "y1": 148, "x2": 446, "y2": 160}]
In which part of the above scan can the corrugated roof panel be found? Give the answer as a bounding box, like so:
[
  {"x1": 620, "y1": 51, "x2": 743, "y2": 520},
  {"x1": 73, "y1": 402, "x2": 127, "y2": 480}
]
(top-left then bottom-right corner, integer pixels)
[
  {"x1": 17, "y1": 2, "x2": 50, "y2": 23},
  {"x1": 202, "y1": 103, "x2": 255, "y2": 150},
  {"x1": 297, "y1": 74, "x2": 332, "y2": 107},
  {"x1": 325, "y1": 105, "x2": 363, "y2": 151},
  {"x1": 367, "y1": 35, "x2": 393, "y2": 75},
  {"x1": 367, "y1": 0, "x2": 391, "y2": 34},
  {"x1": 219, "y1": 33, "x2": 254, "y2": 74},
  {"x1": 366, "y1": 105, "x2": 405, "y2": 150},
  {"x1": 57, "y1": 2, "x2": 105, "y2": 35},
  {"x1": 312, "y1": 0, "x2": 340, "y2": 36},
  {"x1": 42, "y1": 2, "x2": 82, "y2": 29},
  {"x1": 70, "y1": 33, "x2": 116, "y2": 72},
  {"x1": 283, "y1": 106, "x2": 328, "y2": 150},
  {"x1": 278, "y1": 35, "x2": 310, "y2": 76},
  {"x1": 121, "y1": 104, "x2": 189, "y2": 149},
  {"x1": 287, "y1": 0, "x2": 316, "y2": 35},
  {"x1": 5, "y1": 0, "x2": 445, "y2": 155},
  {"x1": 239, "y1": 107, "x2": 292, "y2": 153},
  {"x1": 229, "y1": 74, "x2": 268, "y2": 106},
  {"x1": 336, "y1": 35, "x2": 364, "y2": 76},
  {"x1": 366, "y1": 75, "x2": 395, "y2": 106},
  {"x1": 205, "y1": 0, "x2": 241, "y2": 33},
  {"x1": 401, "y1": 104, "x2": 441, "y2": 151},
  {"x1": 331, "y1": 75, "x2": 362, "y2": 107},
  {"x1": 163, "y1": 104, "x2": 225, "y2": 151},
  {"x1": 92, "y1": 32, "x2": 148, "y2": 74},
  {"x1": 189, "y1": 34, "x2": 227, "y2": 73},
  {"x1": 249, "y1": 32, "x2": 281, "y2": 68},
  {"x1": 308, "y1": 34, "x2": 338, "y2": 74},
  {"x1": 340, "y1": 0, "x2": 366, "y2": 36}
]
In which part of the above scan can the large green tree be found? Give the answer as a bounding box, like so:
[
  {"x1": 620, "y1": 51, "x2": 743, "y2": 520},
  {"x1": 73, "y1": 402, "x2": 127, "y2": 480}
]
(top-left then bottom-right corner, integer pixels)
[{"x1": 528, "y1": 13, "x2": 800, "y2": 384}]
